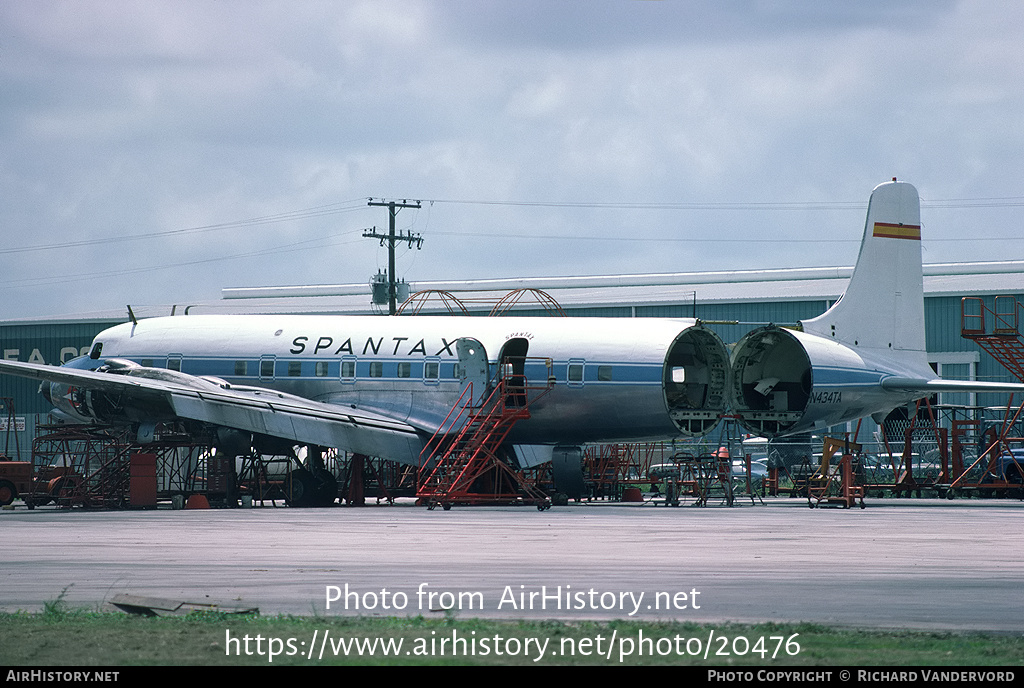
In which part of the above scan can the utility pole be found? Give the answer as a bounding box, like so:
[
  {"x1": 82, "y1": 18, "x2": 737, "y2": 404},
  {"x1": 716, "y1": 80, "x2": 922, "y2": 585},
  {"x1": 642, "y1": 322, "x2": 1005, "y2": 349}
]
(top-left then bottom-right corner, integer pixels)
[{"x1": 364, "y1": 198, "x2": 423, "y2": 314}]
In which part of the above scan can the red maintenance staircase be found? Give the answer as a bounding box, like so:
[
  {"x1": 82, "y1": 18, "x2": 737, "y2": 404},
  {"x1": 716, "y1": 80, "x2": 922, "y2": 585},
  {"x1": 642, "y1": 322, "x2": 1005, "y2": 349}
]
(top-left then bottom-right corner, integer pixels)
[
  {"x1": 417, "y1": 369, "x2": 552, "y2": 510},
  {"x1": 958, "y1": 295, "x2": 1024, "y2": 495},
  {"x1": 961, "y1": 296, "x2": 1024, "y2": 382}
]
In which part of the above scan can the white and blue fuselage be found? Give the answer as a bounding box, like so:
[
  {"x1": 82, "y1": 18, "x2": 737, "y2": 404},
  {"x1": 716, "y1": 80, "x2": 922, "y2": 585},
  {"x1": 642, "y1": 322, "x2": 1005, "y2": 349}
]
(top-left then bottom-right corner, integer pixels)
[{"x1": 70, "y1": 314, "x2": 730, "y2": 449}]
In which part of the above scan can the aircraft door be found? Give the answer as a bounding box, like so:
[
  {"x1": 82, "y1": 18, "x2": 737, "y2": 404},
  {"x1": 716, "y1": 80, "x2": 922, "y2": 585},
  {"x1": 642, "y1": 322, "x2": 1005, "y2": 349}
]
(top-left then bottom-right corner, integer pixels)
[
  {"x1": 497, "y1": 337, "x2": 529, "y2": 407},
  {"x1": 456, "y1": 338, "x2": 489, "y2": 402}
]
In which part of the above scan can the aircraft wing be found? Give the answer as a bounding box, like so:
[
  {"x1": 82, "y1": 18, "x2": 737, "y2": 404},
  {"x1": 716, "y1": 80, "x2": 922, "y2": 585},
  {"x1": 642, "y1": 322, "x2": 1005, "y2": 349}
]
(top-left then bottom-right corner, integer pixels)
[
  {"x1": 0, "y1": 359, "x2": 426, "y2": 463},
  {"x1": 881, "y1": 377, "x2": 1024, "y2": 393}
]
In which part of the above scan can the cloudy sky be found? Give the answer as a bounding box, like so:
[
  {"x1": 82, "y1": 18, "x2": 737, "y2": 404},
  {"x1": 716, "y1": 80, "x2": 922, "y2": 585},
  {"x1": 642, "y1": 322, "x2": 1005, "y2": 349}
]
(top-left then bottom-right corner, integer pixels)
[{"x1": 2, "y1": 1, "x2": 1022, "y2": 320}]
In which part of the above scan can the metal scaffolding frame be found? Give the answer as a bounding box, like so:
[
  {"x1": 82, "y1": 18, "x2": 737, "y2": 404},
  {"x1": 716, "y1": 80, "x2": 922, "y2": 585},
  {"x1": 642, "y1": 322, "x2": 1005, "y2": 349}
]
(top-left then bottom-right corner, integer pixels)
[{"x1": 30, "y1": 423, "x2": 212, "y2": 509}]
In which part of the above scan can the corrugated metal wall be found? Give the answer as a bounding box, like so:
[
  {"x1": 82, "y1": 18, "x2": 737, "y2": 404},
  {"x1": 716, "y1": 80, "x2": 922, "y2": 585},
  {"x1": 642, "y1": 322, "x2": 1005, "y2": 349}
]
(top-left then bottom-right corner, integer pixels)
[
  {"x1": 0, "y1": 320, "x2": 121, "y2": 460},
  {"x1": 1, "y1": 321, "x2": 121, "y2": 411}
]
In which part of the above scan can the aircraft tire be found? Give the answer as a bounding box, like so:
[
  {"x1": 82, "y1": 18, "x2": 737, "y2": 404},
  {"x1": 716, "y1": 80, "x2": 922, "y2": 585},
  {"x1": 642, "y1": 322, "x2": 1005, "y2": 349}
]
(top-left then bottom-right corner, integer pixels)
[
  {"x1": 0, "y1": 479, "x2": 16, "y2": 507},
  {"x1": 285, "y1": 468, "x2": 316, "y2": 508},
  {"x1": 312, "y1": 469, "x2": 338, "y2": 507}
]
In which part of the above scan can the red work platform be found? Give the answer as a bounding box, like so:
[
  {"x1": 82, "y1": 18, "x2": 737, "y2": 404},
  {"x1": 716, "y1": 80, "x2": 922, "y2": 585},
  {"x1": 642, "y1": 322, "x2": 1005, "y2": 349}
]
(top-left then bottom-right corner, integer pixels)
[{"x1": 417, "y1": 371, "x2": 551, "y2": 510}]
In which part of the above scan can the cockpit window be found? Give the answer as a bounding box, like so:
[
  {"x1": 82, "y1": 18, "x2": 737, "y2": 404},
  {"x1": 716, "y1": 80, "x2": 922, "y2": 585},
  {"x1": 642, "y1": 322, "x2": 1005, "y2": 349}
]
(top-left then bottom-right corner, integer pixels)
[{"x1": 89, "y1": 342, "x2": 103, "y2": 360}]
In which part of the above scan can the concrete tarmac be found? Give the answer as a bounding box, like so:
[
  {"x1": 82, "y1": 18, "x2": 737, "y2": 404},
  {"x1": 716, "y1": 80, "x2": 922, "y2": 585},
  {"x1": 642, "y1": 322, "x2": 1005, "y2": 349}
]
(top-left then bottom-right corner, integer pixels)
[{"x1": 2, "y1": 497, "x2": 1022, "y2": 632}]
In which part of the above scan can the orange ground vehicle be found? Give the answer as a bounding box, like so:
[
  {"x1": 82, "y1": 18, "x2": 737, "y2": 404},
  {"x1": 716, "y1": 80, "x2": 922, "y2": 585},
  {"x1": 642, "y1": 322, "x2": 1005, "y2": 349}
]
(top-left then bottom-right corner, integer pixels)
[{"x1": 0, "y1": 460, "x2": 35, "y2": 507}]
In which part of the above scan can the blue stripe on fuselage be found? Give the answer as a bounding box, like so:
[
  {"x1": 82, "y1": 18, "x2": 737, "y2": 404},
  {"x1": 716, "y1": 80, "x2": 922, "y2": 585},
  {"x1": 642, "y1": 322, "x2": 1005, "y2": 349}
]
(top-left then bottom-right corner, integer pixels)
[
  {"x1": 119, "y1": 355, "x2": 666, "y2": 385},
  {"x1": 813, "y1": 366, "x2": 888, "y2": 388}
]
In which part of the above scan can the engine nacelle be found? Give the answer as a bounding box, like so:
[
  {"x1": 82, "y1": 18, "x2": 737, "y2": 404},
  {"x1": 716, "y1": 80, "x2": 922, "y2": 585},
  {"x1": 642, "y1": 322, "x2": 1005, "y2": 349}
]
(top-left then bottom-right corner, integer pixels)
[
  {"x1": 730, "y1": 326, "x2": 917, "y2": 438},
  {"x1": 40, "y1": 356, "x2": 106, "y2": 423},
  {"x1": 42, "y1": 381, "x2": 99, "y2": 423},
  {"x1": 41, "y1": 356, "x2": 177, "y2": 425}
]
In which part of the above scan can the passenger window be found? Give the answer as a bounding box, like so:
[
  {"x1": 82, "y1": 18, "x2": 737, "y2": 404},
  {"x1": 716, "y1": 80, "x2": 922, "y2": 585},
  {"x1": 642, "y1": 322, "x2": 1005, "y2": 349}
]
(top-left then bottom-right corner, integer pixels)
[
  {"x1": 341, "y1": 360, "x2": 356, "y2": 380},
  {"x1": 424, "y1": 361, "x2": 439, "y2": 379},
  {"x1": 288, "y1": 361, "x2": 302, "y2": 377},
  {"x1": 369, "y1": 362, "x2": 383, "y2": 378},
  {"x1": 598, "y1": 365, "x2": 612, "y2": 381},
  {"x1": 397, "y1": 362, "x2": 411, "y2": 378},
  {"x1": 167, "y1": 357, "x2": 181, "y2": 372},
  {"x1": 260, "y1": 359, "x2": 275, "y2": 378},
  {"x1": 568, "y1": 364, "x2": 583, "y2": 382},
  {"x1": 315, "y1": 361, "x2": 329, "y2": 377},
  {"x1": 235, "y1": 361, "x2": 248, "y2": 376}
]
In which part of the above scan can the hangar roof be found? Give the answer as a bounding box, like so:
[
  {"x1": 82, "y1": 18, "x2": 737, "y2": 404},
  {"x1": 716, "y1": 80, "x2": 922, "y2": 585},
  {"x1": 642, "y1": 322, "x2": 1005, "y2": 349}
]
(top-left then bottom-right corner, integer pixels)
[
  {"x1": 6, "y1": 260, "x2": 1023, "y2": 323},
  {"x1": 210, "y1": 259, "x2": 1024, "y2": 314}
]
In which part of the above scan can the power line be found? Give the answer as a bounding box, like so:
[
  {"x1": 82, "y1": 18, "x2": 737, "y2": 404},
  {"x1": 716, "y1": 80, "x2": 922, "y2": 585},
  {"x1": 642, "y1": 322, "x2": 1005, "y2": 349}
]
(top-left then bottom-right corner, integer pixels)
[
  {"x1": 4, "y1": 229, "x2": 366, "y2": 289},
  {"x1": 0, "y1": 199, "x2": 368, "y2": 256},
  {"x1": 9, "y1": 193, "x2": 1024, "y2": 258},
  {"x1": 429, "y1": 231, "x2": 1024, "y2": 244},
  {"x1": 421, "y1": 197, "x2": 1024, "y2": 210},
  {"x1": 5, "y1": 192, "x2": 1021, "y2": 259},
  {"x1": 423, "y1": 198, "x2": 867, "y2": 210}
]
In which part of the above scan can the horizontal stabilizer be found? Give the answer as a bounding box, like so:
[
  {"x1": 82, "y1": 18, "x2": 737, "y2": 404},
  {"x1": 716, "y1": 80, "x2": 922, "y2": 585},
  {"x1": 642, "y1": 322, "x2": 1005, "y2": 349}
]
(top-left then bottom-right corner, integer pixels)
[{"x1": 881, "y1": 377, "x2": 1024, "y2": 393}]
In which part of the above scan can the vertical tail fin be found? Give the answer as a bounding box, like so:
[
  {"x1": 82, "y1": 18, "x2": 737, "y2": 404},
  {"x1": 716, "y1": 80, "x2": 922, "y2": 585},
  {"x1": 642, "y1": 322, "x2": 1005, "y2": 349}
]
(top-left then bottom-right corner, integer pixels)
[{"x1": 800, "y1": 180, "x2": 925, "y2": 356}]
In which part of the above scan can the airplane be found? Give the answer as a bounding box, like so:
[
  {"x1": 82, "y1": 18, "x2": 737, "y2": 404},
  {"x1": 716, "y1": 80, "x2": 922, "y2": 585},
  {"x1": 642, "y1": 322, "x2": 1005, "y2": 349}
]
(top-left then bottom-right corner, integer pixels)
[{"x1": 1, "y1": 179, "x2": 1021, "y2": 505}]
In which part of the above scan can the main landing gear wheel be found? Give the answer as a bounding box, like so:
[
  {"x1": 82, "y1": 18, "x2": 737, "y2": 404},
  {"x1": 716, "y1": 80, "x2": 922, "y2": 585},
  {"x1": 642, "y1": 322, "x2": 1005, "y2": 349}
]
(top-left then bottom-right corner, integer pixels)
[
  {"x1": 285, "y1": 468, "x2": 316, "y2": 508},
  {"x1": 311, "y1": 468, "x2": 338, "y2": 507}
]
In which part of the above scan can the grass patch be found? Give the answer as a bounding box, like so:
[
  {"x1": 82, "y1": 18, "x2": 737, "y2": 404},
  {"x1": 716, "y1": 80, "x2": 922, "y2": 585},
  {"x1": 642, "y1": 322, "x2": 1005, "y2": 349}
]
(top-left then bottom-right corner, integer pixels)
[{"x1": 1, "y1": 606, "x2": 1022, "y2": 666}]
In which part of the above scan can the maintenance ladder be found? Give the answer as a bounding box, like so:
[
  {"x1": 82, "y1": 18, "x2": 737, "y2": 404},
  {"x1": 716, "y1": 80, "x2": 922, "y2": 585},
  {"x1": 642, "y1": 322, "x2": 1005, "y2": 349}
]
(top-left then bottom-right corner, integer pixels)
[
  {"x1": 961, "y1": 296, "x2": 1024, "y2": 382},
  {"x1": 417, "y1": 374, "x2": 551, "y2": 510}
]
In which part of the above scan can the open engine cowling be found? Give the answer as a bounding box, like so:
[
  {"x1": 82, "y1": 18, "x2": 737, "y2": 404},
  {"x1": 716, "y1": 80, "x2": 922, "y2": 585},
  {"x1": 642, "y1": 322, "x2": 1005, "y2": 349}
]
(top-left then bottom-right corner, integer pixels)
[
  {"x1": 662, "y1": 325, "x2": 730, "y2": 437},
  {"x1": 41, "y1": 356, "x2": 178, "y2": 425}
]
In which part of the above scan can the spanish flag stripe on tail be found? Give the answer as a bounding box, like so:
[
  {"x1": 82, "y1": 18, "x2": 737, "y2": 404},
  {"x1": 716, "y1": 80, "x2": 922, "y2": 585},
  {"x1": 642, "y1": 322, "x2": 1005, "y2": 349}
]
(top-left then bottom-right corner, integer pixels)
[{"x1": 872, "y1": 222, "x2": 921, "y2": 240}]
